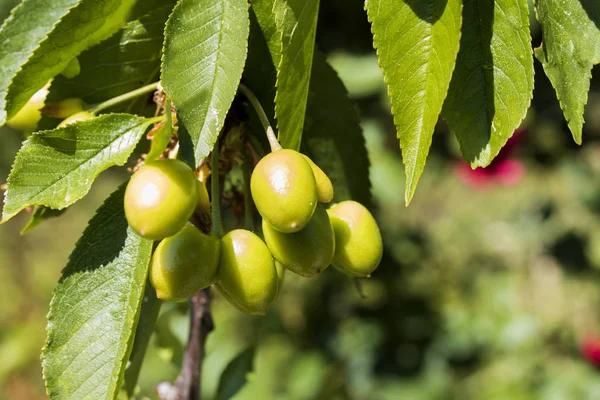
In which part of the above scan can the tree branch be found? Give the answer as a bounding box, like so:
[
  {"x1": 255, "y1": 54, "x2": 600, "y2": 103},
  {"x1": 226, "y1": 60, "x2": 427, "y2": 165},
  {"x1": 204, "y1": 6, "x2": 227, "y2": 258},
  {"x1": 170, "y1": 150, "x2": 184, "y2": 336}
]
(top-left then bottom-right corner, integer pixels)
[{"x1": 157, "y1": 289, "x2": 213, "y2": 400}]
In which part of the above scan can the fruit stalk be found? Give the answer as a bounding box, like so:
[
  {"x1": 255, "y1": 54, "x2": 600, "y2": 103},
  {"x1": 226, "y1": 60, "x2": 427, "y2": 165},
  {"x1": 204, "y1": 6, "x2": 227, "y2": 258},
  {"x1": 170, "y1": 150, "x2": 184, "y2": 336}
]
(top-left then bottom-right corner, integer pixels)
[
  {"x1": 88, "y1": 81, "x2": 160, "y2": 114},
  {"x1": 238, "y1": 83, "x2": 281, "y2": 152},
  {"x1": 211, "y1": 138, "x2": 224, "y2": 237}
]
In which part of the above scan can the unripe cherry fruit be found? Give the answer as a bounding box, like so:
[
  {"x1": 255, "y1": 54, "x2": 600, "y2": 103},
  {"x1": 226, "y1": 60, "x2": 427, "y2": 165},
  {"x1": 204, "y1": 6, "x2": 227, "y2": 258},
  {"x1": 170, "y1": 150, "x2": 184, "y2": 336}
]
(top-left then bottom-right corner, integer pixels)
[
  {"x1": 215, "y1": 229, "x2": 278, "y2": 315},
  {"x1": 43, "y1": 98, "x2": 85, "y2": 119},
  {"x1": 149, "y1": 225, "x2": 221, "y2": 301},
  {"x1": 262, "y1": 205, "x2": 335, "y2": 277},
  {"x1": 6, "y1": 86, "x2": 49, "y2": 131},
  {"x1": 251, "y1": 149, "x2": 317, "y2": 233},
  {"x1": 125, "y1": 159, "x2": 198, "y2": 240},
  {"x1": 57, "y1": 111, "x2": 93, "y2": 128},
  {"x1": 195, "y1": 180, "x2": 211, "y2": 216},
  {"x1": 327, "y1": 201, "x2": 383, "y2": 277},
  {"x1": 302, "y1": 155, "x2": 334, "y2": 203}
]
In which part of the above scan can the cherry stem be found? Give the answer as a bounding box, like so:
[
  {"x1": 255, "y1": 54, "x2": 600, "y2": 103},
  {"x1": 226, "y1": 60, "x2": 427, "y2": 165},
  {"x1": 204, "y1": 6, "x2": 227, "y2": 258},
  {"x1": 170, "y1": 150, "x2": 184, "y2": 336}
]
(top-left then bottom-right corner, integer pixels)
[
  {"x1": 238, "y1": 83, "x2": 282, "y2": 152},
  {"x1": 211, "y1": 138, "x2": 224, "y2": 237},
  {"x1": 88, "y1": 81, "x2": 160, "y2": 115},
  {"x1": 242, "y1": 145, "x2": 254, "y2": 231}
]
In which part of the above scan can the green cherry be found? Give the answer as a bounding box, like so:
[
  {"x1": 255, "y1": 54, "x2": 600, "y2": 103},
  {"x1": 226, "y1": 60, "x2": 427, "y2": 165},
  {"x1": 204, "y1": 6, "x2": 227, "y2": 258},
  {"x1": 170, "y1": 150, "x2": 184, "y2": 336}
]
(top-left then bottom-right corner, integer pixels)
[
  {"x1": 327, "y1": 201, "x2": 383, "y2": 277},
  {"x1": 6, "y1": 86, "x2": 49, "y2": 131},
  {"x1": 124, "y1": 159, "x2": 198, "y2": 240},
  {"x1": 150, "y1": 225, "x2": 221, "y2": 301},
  {"x1": 302, "y1": 155, "x2": 334, "y2": 203},
  {"x1": 251, "y1": 149, "x2": 317, "y2": 232},
  {"x1": 215, "y1": 229, "x2": 278, "y2": 315},
  {"x1": 262, "y1": 205, "x2": 335, "y2": 277},
  {"x1": 57, "y1": 111, "x2": 93, "y2": 128}
]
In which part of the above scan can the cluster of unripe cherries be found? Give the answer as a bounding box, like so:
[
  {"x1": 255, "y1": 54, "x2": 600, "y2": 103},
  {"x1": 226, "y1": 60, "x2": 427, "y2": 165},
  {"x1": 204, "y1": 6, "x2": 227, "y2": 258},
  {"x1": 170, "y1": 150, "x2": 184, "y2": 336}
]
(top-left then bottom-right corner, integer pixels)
[
  {"x1": 5, "y1": 86, "x2": 383, "y2": 315},
  {"x1": 124, "y1": 148, "x2": 383, "y2": 315}
]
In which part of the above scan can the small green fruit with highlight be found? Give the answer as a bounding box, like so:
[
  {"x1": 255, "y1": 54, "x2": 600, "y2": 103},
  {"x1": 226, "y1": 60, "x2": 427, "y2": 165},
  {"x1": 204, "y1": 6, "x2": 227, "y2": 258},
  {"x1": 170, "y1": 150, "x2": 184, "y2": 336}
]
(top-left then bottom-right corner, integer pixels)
[
  {"x1": 57, "y1": 111, "x2": 93, "y2": 128},
  {"x1": 327, "y1": 201, "x2": 383, "y2": 277},
  {"x1": 215, "y1": 229, "x2": 278, "y2": 315},
  {"x1": 302, "y1": 155, "x2": 334, "y2": 203},
  {"x1": 251, "y1": 149, "x2": 317, "y2": 232},
  {"x1": 125, "y1": 159, "x2": 198, "y2": 240},
  {"x1": 263, "y1": 205, "x2": 335, "y2": 277},
  {"x1": 150, "y1": 225, "x2": 220, "y2": 301}
]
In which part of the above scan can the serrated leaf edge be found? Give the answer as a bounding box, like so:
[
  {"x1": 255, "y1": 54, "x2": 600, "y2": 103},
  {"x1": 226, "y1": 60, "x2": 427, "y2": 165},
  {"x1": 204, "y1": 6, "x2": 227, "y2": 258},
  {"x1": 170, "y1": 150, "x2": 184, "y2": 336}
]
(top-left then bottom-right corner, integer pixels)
[
  {"x1": 0, "y1": 0, "x2": 81, "y2": 125},
  {"x1": 160, "y1": 0, "x2": 250, "y2": 165},
  {"x1": 273, "y1": 0, "x2": 320, "y2": 151},
  {"x1": 365, "y1": 0, "x2": 463, "y2": 205},
  {"x1": 444, "y1": 0, "x2": 534, "y2": 170},
  {"x1": 1, "y1": 113, "x2": 152, "y2": 223},
  {"x1": 40, "y1": 187, "x2": 152, "y2": 399}
]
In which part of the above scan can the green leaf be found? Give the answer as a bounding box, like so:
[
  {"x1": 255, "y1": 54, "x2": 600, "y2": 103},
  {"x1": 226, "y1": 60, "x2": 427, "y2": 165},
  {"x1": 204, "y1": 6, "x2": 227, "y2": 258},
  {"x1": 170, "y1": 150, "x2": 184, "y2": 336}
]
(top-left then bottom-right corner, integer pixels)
[
  {"x1": 20, "y1": 206, "x2": 67, "y2": 235},
  {"x1": 0, "y1": 0, "x2": 79, "y2": 126},
  {"x1": 302, "y1": 52, "x2": 372, "y2": 208},
  {"x1": 42, "y1": 185, "x2": 153, "y2": 400},
  {"x1": 366, "y1": 0, "x2": 462, "y2": 204},
  {"x1": 47, "y1": 4, "x2": 175, "y2": 110},
  {"x1": 534, "y1": 0, "x2": 600, "y2": 144},
  {"x1": 442, "y1": 0, "x2": 534, "y2": 168},
  {"x1": 162, "y1": 0, "x2": 249, "y2": 167},
  {"x1": 122, "y1": 283, "x2": 162, "y2": 398},
  {"x1": 274, "y1": 0, "x2": 320, "y2": 151},
  {"x1": 2, "y1": 114, "x2": 157, "y2": 223},
  {"x1": 215, "y1": 347, "x2": 256, "y2": 400},
  {"x1": 250, "y1": 0, "x2": 283, "y2": 67},
  {"x1": 243, "y1": 0, "x2": 282, "y2": 124},
  {"x1": 5, "y1": 0, "x2": 138, "y2": 123}
]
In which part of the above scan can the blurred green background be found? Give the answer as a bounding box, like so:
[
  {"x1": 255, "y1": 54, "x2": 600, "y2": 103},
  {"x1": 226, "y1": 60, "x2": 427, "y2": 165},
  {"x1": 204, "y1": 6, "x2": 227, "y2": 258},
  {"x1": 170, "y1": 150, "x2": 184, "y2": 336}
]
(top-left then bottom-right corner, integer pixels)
[{"x1": 3, "y1": 0, "x2": 600, "y2": 399}]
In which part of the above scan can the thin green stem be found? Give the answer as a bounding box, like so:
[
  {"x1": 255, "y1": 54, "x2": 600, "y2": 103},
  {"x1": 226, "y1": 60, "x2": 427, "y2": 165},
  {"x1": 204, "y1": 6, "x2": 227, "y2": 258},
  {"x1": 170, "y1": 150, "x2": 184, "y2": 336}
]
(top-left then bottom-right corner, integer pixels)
[
  {"x1": 242, "y1": 146, "x2": 254, "y2": 231},
  {"x1": 146, "y1": 116, "x2": 166, "y2": 125},
  {"x1": 89, "y1": 82, "x2": 160, "y2": 115},
  {"x1": 211, "y1": 138, "x2": 224, "y2": 237},
  {"x1": 238, "y1": 83, "x2": 281, "y2": 152}
]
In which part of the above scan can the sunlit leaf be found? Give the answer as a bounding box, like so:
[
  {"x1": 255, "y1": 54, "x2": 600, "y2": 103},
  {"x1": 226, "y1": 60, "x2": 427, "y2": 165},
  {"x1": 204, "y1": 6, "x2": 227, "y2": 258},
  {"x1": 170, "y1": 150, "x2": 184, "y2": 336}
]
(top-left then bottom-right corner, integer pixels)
[
  {"x1": 0, "y1": 0, "x2": 79, "y2": 126},
  {"x1": 535, "y1": 0, "x2": 600, "y2": 144},
  {"x1": 366, "y1": 0, "x2": 462, "y2": 204},
  {"x1": 47, "y1": 3, "x2": 175, "y2": 111},
  {"x1": 442, "y1": 0, "x2": 533, "y2": 168},
  {"x1": 42, "y1": 185, "x2": 153, "y2": 400},
  {"x1": 5, "y1": 0, "x2": 137, "y2": 123},
  {"x1": 274, "y1": 0, "x2": 320, "y2": 150},
  {"x1": 162, "y1": 0, "x2": 249, "y2": 166},
  {"x1": 2, "y1": 114, "x2": 157, "y2": 222}
]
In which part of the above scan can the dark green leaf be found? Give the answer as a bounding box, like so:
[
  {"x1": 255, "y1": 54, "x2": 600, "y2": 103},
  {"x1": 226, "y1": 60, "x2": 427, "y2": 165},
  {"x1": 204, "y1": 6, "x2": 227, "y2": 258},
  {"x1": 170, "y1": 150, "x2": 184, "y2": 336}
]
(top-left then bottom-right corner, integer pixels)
[
  {"x1": 42, "y1": 185, "x2": 153, "y2": 400},
  {"x1": 162, "y1": 0, "x2": 249, "y2": 167},
  {"x1": 534, "y1": 0, "x2": 600, "y2": 144},
  {"x1": 5, "y1": 0, "x2": 138, "y2": 122},
  {"x1": 215, "y1": 347, "x2": 256, "y2": 400},
  {"x1": 123, "y1": 283, "x2": 162, "y2": 398},
  {"x1": 302, "y1": 52, "x2": 372, "y2": 208},
  {"x1": 47, "y1": 4, "x2": 175, "y2": 110},
  {"x1": 366, "y1": 0, "x2": 462, "y2": 204},
  {"x1": 243, "y1": 0, "x2": 281, "y2": 124},
  {"x1": 20, "y1": 205, "x2": 66, "y2": 235},
  {"x1": 274, "y1": 0, "x2": 320, "y2": 151},
  {"x1": 2, "y1": 114, "x2": 158, "y2": 223},
  {"x1": 0, "y1": 0, "x2": 79, "y2": 126},
  {"x1": 442, "y1": 0, "x2": 533, "y2": 167}
]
